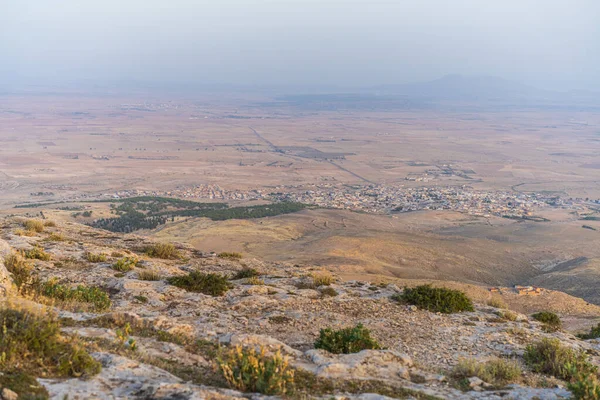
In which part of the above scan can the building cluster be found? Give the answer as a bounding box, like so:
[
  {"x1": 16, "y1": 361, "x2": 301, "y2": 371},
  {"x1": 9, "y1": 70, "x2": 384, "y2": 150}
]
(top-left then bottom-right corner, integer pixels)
[
  {"x1": 104, "y1": 183, "x2": 593, "y2": 219},
  {"x1": 269, "y1": 184, "x2": 569, "y2": 218}
]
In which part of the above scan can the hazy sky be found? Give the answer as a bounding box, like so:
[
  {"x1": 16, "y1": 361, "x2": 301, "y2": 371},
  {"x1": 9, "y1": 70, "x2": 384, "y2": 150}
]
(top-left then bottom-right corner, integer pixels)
[{"x1": 1, "y1": 0, "x2": 599, "y2": 90}]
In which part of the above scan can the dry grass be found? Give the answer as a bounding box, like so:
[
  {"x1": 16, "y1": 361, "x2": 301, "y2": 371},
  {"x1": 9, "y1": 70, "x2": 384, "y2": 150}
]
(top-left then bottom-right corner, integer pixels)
[
  {"x1": 137, "y1": 270, "x2": 162, "y2": 281},
  {"x1": 452, "y1": 358, "x2": 522, "y2": 388},
  {"x1": 85, "y1": 252, "x2": 108, "y2": 263},
  {"x1": 23, "y1": 219, "x2": 45, "y2": 233},
  {"x1": 144, "y1": 243, "x2": 180, "y2": 259},
  {"x1": 312, "y1": 272, "x2": 335, "y2": 287}
]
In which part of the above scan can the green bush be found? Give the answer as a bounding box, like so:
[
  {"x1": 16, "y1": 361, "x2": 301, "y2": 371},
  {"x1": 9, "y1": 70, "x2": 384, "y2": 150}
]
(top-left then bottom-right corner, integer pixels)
[
  {"x1": 524, "y1": 338, "x2": 596, "y2": 381},
  {"x1": 532, "y1": 312, "x2": 562, "y2": 330},
  {"x1": 231, "y1": 267, "x2": 260, "y2": 280},
  {"x1": 218, "y1": 252, "x2": 243, "y2": 260},
  {"x1": 578, "y1": 323, "x2": 600, "y2": 340},
  {"x1": 568, "y1": 368, "x2": 600, "y2": 399},
  {"x1": 393, "y1": 285, "x2": 474, "y2": 314},
  {"x1": 85, "y1": 252, "x2": 107, "y2": 263},
  {"x1": 167, "y1": 271, "x2": 233, "y2": 296},
  {"x1": 0, "y1": 307, "x2": 101, "y2": 380},
  {"x1": 39, "y1": 279, "x2": 111, "y2": 311},
  {"x1": 453, "y1": 358, "x2": 522, "y2": 387},
  {"x1": 145, "y1": 243, "x2": 180, "y2": 259},
  {"x1": 314, "y1": 324, "x2": 381, "y2": 354},
  {"x1": 112, "y1": 257, "x2": 137, "y2": 272},
  {"x1": 218, "y1": 345, "x2": 294, "y2": 395}
]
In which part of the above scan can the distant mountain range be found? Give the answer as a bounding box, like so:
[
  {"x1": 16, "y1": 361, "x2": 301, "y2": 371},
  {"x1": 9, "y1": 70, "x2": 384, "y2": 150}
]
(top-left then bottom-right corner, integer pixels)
[{"x1": 372, "y1": 74, "x2": 600, "y2": 106}]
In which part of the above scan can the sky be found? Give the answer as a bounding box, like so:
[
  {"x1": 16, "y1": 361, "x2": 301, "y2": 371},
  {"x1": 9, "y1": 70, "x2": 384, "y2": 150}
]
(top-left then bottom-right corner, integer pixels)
[{"x1": 1, "y1": 0, "x2": 599, "y2": 91}]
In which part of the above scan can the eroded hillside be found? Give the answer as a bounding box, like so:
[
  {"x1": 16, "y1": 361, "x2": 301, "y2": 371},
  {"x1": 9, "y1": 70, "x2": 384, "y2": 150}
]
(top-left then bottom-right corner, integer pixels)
[{"x1": 1, "y1": 217, "x2": 600, "y2": 399}]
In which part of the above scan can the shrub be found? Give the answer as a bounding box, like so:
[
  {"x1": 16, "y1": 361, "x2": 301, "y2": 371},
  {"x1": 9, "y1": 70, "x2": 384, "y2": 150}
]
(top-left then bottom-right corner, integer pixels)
[
  {"x1": 453, "y1": 358, "x2": 522, "y2": 387},
  {"x1": 312, "y1": 272, "x2": 334, "y2": 287},
  {"x1": 524, "y1": 338, "x2": 597, "y2": 381},
  {"x1": 39, "y1": 279, "x2": 112, "y2": 311},
  {"x1": 393, "y1": 285, "x2": 474, "y2": 314},
  {"x1": 167, "y1": 271, "x2": 233, "y2": 296},
  {"x1": 568, "y1": 369, "x2": 600, "y2": 400},
  {"x1": 532, "y1": 312, "x2": 562, "y2": 330},
  {"x1": 112, "y1": 257, "x2": 137, "y2": 272},
  {"x1": 218, "y1": 345, "x2": 294, "y2": 395},
  {"x1": 23, "y1": 219, "x2": 45, "y2": 233},
  {"x1": 0, "y1": 307, "x2": 101, "y2": 379},
  {"x1": 314, "y1": 324, "x2": 381, "y2": 354},
  {"x1": 578, "y1": 323, "x2": 600, "y2": 340},
  {"x1": 4, "y1": 252, "x2": 34, "y2": 289},
  {"x1": 320, "y1": 287, "x2": 339, "y2": 297},
  {"x1": 137, "y1": 270, "x2": 162, "y2": 281},
  {"x1": 23, "y1": 247, "x2": 51, "y2": 261},
  {"x1": 85, "y1": 252, "x2": 107, "y2": 263},
  {"x1": 231, "y1": 267, "x2": 260, "y2": 280},
  {"x1": 44, "y1": 220, "x2": 56, "y2": 227},
  {"x1": 145, "y1": 243, "x2": 180, "y2": 259},
  {"x1": 218, "y1": 252, "x2": 243, "y2": 260}
]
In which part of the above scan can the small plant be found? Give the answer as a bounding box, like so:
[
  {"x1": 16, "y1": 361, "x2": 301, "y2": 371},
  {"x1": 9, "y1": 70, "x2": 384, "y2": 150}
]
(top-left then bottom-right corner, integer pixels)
[
  {"x1": 218, "y1": 345, "x2": 294, "y2": 395},
  {"x1": 312, "y1": 272, "x2": 334, "y2": 287},
  {"x1": 167, "y1": 271, "x2": 233, "y2": 296},
  {"x1": 319, "y1": 287, "x2": 339, "y2": 297},
  {"x1": 112, "y1": 257, "x2": 137, "y2": 272},
  {"x1": 231, "y1": 267, "x2": 260, "y2": 280},
  {"x1": 393, "y1": 285, "x2": 474, "y2": 314},
  {"x1": 137, "y1": 270, "x2": 162, "y2": 281},
  {"x1": 524, "y1": 338, "x2": 597, "y2": 381},
  {"x1": 218, "y1": 252, "x2": 243, "y2": 260},
  {"x1": 532, "y1": 311, "x2": 562, "y2": 330},
  {"x1": 39, "y1": 279, "x2": 112, "y2": 311},
  {"x1": 23, "y1": 247, "x2": 52, "y2": 261},
  {"x1": 144, "y1": 243, "x2": 180, "y2": 259},
  {"x1": 4, "y1": 252, "x2": 34, "y2": 289},
  {"x1": 44, "y1": 220, "x2": 57, "y2": 227},
  {"x1": 246, "y1": 276, "x2": 264, "y2": 285},
  {"x1": 23, "y1": 219, "x2": 45, "y2": 233},
  {"x1": 453, "y1": 358, "x2": 522, "y2": 388},
  {"x1": 314, "y1": 324, "x2": 381, "y2": 354},
  {"x1": 85, "y1": 252, "x2": 107, "y2": 263},
  {"x1": 578, "y1": 323, "x2": 600, "y2": 340},
  {"x1": 115, "y1": 322, "x2": 137, "y2": 351}
]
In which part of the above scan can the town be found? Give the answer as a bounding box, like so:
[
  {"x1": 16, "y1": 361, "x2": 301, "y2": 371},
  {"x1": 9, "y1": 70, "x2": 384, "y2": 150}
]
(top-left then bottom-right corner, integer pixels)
[{"x1": 104, "y1": 183, "x2": 597, "y2": 219}]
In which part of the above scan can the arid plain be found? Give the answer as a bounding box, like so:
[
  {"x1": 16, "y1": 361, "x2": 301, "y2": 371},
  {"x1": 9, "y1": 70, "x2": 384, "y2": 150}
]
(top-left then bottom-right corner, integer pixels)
[{"x1": 2, "y1": 90, "x2": 600, "y2": 302}]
